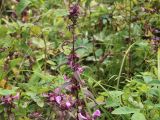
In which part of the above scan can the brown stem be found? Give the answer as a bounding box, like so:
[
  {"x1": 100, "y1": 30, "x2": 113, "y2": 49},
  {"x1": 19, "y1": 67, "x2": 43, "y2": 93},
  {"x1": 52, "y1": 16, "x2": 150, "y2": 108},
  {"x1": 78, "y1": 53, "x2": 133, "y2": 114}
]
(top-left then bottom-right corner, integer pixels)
[
  {"x1": 128, "y1": 0, "x2": 132, "y2": 78},
  {"x1": 42, "y1": 34, "x2": 47, "y2": 74},
  {"x1": 71, "y1": 23, "x2": 79, "y2": 120}
]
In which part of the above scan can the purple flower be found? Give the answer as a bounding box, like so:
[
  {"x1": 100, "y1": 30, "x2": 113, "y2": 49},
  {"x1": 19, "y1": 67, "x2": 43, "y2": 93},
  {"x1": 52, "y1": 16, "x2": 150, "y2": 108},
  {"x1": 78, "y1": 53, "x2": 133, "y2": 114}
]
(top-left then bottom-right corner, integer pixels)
[
  {"x1": 54, "y1": 88, "x2": 61, "y2": 94},
  {"x1": 67, "y1": 53, "x2": 84, "y2": 74},
  {"x1": 12, "y1": 92, "x2": 20, "y2": 100},
  {"x1": 55, "y1": 96, "x2": 62, "y2": 104},
  {"x1": 1, "y1": 93, "x2": 20, "y2": 105},
  {"x1": 65, "y1": 101, "x2": 71, "y2": 108},
  {"x1": 77, "y1": 66, "x2": 84, "y2": 73},
  {"x1": 78, "y1": 113, "x2": 88, "y2": 120},
  {"x1": 92, "y1": 110, "x2": 101, "y2": 119},
  {"x1": 67, "y1": 53, "x2": 79, "y2": 67},
  {"x1": 69, "y1": 4, "x2": 80, "y2": 18},
  {"x1": 64, "y1": 75, "x2": 70, "y2": 81},
  {"x1": 152, "y1": 37, "x2": 160, "y2": 41},
  {"x1": 44, "y1": 89, "x2": 76, "y2": 110},
  {"x1": 1, "y1": 96, "x2": 12, "y2": 105},
  {"x1": 49, "y1": 96, "x2": 55, "y2": 101}
]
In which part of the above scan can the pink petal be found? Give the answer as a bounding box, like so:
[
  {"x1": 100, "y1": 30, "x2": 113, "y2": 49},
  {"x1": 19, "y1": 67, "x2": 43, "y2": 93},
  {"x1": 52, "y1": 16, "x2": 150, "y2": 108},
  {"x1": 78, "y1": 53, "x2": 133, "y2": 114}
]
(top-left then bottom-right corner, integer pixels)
[
  {"x1": 54, "y1": 88, "x2": 61, "y2": 94},
  {"x1": 49, "y1": 96, "x2": 55, "y2": 101},
  {"x1": 42, "y1": 93, "x2": 49, "y2": 97},
  {"x1": 66, "y1": 101, "x2": 71, "y2": 108},
  {"x1": 77, "y1": 67, "x2": 84, "y2": 73},
  {"x1": 78, "y1": 113, "x2": 88, "y2": 120},
  {"x1": 64, "y1": 75, "x2": 69, "y2": 81},
  {"x1": 55, "y1": 96, "x2": 62, "y2": 104},
  {"x1": 12, "y1": 93, "x2": 20, "y2": 100},
  {"x1": 92, "y1": 110, "x2": 101, "y2": 118}
]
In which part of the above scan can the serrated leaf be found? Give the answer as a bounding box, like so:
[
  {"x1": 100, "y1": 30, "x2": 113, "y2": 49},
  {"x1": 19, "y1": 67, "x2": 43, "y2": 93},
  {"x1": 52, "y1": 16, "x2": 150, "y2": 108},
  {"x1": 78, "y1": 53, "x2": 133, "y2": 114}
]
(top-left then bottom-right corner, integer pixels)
[
  {"x1": 112, "y1": 106, "x2": 140, "y2": 114},
  {"x1": 16, "y1": 0, "x2": 31, "y2": 15},
  {"x1": 131, "y1": 113, "x2": 146, "y2": 120}
]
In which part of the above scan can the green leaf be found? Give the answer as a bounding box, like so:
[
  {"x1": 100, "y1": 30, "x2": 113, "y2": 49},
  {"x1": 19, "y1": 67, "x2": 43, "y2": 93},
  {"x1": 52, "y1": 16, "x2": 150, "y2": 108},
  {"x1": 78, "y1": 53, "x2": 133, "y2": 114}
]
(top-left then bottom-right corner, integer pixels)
[
  {"x1": 103, "y1": 91, "x2": 123, "y2": 107},
  {"x1": 30, "y1": 26, "x2": 42, "y2": 36},
  {"x1": 0, "y1": 26, "x2": 7, "y2": 38},
  {"x1": 109, "y1": 91, "x2": 123, "y2": 97},
  {"x1": 148, "y1": 80, "x2": 160, "y2": 86},
  {"x1": 0, "y1": 87, "x2": 18, "y2": 96},
  {"x1": 131, "y1": 113, "x2": 146, "y2": 120},
  {"x1": 54, "y1": 9, "x2": 68, "y2": 17},
  {"x1": 105, "y1": 97, "x2": 120, "y2": 107},
  {"x1": 10, "y1": 58, "x2": 22, "y2": 68},
  {"x1": 154, "y1": 104, "x2": 160, "y2": 108},
  {"x1": 0, "y1": 106, "x2": 4, "y2": 113},
  {"x1": 60, "y1": 46, "x2": 71, "y2": 55},
  {"x1": 16, "y1": 0, "x2": 31, "y2": 15},
  {"x1": 26, "y1": 92, "x2": 44, "y2": 107},
  {"x1": 112, "y1": 106, "x2": 140, "y2": 114}
]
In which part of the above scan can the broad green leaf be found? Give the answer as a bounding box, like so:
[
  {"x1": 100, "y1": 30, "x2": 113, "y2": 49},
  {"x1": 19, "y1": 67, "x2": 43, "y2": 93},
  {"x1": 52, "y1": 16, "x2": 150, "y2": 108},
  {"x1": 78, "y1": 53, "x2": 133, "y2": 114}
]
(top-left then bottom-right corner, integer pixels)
[
  {"x1": 60, "y1": 46, "x2": 71, "y2": 55},
  {"x1": 0, "y1": 87, "x2": 18, "y2": 96},
  {"x1": 143, "y1": 75, "x2": 152, "y2": 83},
  {"x1": 16, "y1": 0, "x2": 31, "y2": 15},
  {"x1": 96, "y1": 96, "x2": 105, "y2": 102},
  {"x1": 128, "y1": 97, "x2": 144, "y2": 109},
  {"x1": 105, "y1": 97, "x2": 120, "y2": 107},
  {"x1": 30, "y1": 26, "x2": 41, "y2": 36},
  {"x1": 103, "y1": 91, "x2": 123, "y2": 107},
  {"x1": 155, "y1": 104, "x2": 160, "y2": 108},
  {"x1": 109, "y1": 91, "x2": 123, "y2": 97},
  {"x1": 54, "y1": 9, "x2": 68, "y2": 17},
  {"x1": 26, "y1": 92, "x2": 44, "y2": 107},
  {"x1": 131, "y1": 113, "x2": 146, "y2": 120},
  {"x1": 148, "y1": 80, "x2": 160, "y2": 86},
  {"x1": 112, "y1": 106, "x2": 140, "y2": 114}
]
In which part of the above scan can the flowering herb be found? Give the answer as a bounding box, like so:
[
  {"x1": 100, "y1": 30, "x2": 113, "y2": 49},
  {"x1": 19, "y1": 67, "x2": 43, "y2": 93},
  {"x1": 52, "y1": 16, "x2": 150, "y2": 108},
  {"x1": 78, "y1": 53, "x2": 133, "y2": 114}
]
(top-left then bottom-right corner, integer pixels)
[
  {"x1": 42, "y1": 3, "x2": 101, "y2": 119},
  {"x1": 1, "y1": 93, "x2": 20, "y2": 105}
]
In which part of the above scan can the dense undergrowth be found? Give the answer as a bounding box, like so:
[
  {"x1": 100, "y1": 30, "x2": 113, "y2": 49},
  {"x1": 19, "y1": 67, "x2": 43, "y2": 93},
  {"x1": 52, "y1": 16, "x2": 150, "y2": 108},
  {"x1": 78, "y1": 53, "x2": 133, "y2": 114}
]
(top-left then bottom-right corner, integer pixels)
[{"x1": 0, "y1": 0, "x2": 160, "y2": 120}]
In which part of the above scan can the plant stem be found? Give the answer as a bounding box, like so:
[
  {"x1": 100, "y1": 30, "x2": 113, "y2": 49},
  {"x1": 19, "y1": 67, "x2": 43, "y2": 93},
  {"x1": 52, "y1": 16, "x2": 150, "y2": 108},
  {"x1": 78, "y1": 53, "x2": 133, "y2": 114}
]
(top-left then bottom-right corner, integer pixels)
[
  {"x1": 128, "y1": 0, "x2": 132, "y2": 78},
  {"x1": 43, "y1": 35, "x2": 47, "y2": 74},
  {"x1": 80, "y1": 86, "x2": 92, "y2": 115},
  {"x1": 72, "y1": 24, "x2": 79, "y2": 119},
  {"x1": 117, "y1": 43, "x2": 135, "y2": 90}
]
